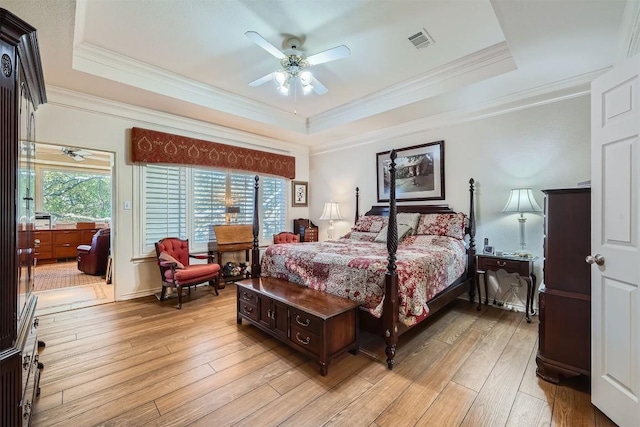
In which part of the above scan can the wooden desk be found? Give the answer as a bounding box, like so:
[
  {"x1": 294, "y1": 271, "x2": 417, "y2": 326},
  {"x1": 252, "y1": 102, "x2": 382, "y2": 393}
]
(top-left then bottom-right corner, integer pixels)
[{"x1": 209, "y1": 224, "x2": 253, "y2": 280}]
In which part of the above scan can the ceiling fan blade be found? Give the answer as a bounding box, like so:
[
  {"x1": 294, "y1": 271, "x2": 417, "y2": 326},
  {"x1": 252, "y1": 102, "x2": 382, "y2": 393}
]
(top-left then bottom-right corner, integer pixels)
[
  {"x1": 249, "y1": 72, "x2": 275, "y2": 87},
  {"x1": 311, "y1": 77, "x2": 328, "y2": 95},
  {"x1": 245, "y1": 31, "x2": 286, "y2": 60},
  {"x1": 306, "y1": 45, "x2": 350, "y2": 66}
]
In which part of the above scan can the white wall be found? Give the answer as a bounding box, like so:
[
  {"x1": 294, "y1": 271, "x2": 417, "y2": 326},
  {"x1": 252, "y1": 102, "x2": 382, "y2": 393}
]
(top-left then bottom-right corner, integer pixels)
[
  {"x1": 35, "y1": 91, "x2": 310, "y2": 301},
  {"x1": 310, "y1": 95, "x2": 591, "y2": 310}
]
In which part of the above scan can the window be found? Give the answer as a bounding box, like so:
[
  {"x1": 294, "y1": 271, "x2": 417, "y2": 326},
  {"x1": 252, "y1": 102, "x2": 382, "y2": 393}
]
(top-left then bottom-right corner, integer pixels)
[
  {"x1": 142, "y1": 164, "x2": 287, "y2": 253},
  {"x1": 144, "y1": 165, "x2": 186, "y2": 247},
  {"x1": 41, "y1": 168, "x2": 111, "y2": 223}
]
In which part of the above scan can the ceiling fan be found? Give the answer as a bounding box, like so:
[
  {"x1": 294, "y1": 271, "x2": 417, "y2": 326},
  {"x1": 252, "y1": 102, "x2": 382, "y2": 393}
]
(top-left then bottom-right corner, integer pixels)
[
  {"x1": 245, "y1": 31, "x2": 350, "y2": 96},
  {"x1": 61, "y1": 147, "x2": 93, "y2": 162}
]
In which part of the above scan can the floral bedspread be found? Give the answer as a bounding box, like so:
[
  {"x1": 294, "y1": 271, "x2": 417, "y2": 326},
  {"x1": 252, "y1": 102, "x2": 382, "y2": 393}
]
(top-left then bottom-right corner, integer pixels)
[{"x1": 260, "y1": 235, "x2": 467, "y2": 326}]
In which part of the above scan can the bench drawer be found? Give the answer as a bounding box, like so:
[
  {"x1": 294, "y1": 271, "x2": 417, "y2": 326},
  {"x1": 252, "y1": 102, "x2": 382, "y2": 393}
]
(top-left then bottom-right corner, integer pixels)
[
  {"x1": 238, "y1": 301, "x2": 258, "y2": 322},
  {"x1": 238, "y1": 288, "x2": 258, "y2": 305},
  {"x1": 290, "y1": 325, "x2": 322, "y2": 355},
  {"x1": 289, "y1": 307, "x2": 322, "y2": 336}
]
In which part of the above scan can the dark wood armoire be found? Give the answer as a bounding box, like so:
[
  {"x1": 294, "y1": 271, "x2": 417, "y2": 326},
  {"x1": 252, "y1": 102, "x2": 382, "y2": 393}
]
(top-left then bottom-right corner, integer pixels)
[
  {"x1": 536, "y1": 188, "x2": 591, "y2": 383},
  {"x1": 0, "y1": 8, "x2": 47, "y2": 425}
]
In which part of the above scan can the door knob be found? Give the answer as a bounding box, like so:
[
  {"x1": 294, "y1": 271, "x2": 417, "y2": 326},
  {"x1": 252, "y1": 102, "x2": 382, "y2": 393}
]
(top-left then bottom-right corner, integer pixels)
[{"x1": 586, "y1": 254, "x2": 605, "y2": 266}]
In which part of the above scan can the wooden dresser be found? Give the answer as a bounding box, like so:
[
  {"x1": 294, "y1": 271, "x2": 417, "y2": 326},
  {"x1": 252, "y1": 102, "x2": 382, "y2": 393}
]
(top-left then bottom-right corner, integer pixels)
[
  {"x1": 21, "y1": 228, "x2": 102, "y2": 263},
  {"x1": 293, "y1": 218, "x2": 318, "y2": 242},
  {"x1": 536, "y1": 188, "x2": 591, "y2": 383},
  {"x1": 0, "y1": 8, "x2": 47, "y2": 425}
]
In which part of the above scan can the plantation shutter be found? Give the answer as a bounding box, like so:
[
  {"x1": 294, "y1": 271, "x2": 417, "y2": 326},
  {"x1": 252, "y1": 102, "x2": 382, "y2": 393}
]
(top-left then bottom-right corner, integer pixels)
[
  {"x1": 192, "y1": 169, "x2": 227, "y2": 244},
  {"x1": 144, "y1": 165, "x2": 186, "y2": 247},
  {"x1": 261, "y1": 176, "x2": 286, "y2": 240},
  {"x1": 229, "y1": 172, "x2": 255, "y2": 225}
]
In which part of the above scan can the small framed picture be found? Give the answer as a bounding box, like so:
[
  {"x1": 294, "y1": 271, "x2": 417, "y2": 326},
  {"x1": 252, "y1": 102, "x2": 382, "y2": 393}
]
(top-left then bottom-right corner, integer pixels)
[
  {"x1": 483, "y1": 245, "x2": 495, "y2": 255},
  {"x1": 292, "y1": 181, "x2": 308, "y2": 207}
]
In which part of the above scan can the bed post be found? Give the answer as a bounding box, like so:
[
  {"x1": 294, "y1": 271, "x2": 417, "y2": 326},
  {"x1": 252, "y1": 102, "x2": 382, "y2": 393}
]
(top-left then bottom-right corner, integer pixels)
[
  {"x1": 383, "y1": 150, "x2": 399, "y2": 370},
  {"x1": 251, "y1": 175, "x2": 261, "y2": 278},
  {"x1": 468, "y1": 178, "x2": 476, "y2": 301},
  {"x1": 355, "y1": 187, "x2": 360, "y2": 224}
]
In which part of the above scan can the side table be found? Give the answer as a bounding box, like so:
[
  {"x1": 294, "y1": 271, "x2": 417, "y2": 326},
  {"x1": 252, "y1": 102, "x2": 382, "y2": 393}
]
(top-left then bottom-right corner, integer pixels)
[{"x1": 475, "y1": 254, "x2": 538, "y2": 323}]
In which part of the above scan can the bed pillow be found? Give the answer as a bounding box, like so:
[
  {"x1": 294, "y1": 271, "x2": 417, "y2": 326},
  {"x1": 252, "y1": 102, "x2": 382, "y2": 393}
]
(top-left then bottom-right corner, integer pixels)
[
  {"x1": 396, "y1": 212, "x2": 421, "y2": 234},
  {"x1": 352, "y1": 215, "x2": 388, "y2": 233},
  {"x1": 158, "y1": 251, "x2": 185, "y2": 269},
  {"x1": 416, "y1": 212, "x2": 466, "y2": 240},
  {"x1": 342, "y1": 231, "x2": 379, "y2": 242},
  {"x1": 374, "y1": 223, "x2": 414, "y2": 243}
]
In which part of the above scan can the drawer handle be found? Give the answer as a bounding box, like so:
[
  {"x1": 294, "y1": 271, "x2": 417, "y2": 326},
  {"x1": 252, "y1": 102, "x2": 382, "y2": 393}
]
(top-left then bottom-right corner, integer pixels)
[
  {"x1": 295, "y1": 332, "x2": 310, "y2": 345},
  {"x1": 496, "y1": 261, "x2": 507, "y2": 267},
  {"x1": 23, "y1": 354, "x2": 31, "y2": 370},
  {"x1": 63, "y1": 244, "x2": 70, "y2": 247},
  {"x1": 241, "y1": 292, "x2": 253, "y2": 301},
  {"x1": 242, "y1": 306, "x2": 253, "y2": 315},
  {"x1": 295, "y1": 315, "x2": 310, "y2": 327},
  {"x1": 23, "y1": 400, "x2": 31, "y2": 419}
]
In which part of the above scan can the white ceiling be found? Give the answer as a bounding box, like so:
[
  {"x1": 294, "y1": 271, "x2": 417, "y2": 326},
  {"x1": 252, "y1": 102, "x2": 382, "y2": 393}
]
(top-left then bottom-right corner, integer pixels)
[{"x1": 1, "y1": 0, "x2": 633, "y2": 152}]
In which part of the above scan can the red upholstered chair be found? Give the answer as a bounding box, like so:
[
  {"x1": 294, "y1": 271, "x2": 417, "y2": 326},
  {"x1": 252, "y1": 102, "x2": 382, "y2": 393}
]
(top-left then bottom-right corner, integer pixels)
[
  {"x1": 77, "y1": 228, "x2": 111, "y2": 275},
  {"x1": 155, "y1": 237, "x2": 221, "y2": 309},
  {"x1": 273, "y1": 231, "x2": 300, "y2": 244}
]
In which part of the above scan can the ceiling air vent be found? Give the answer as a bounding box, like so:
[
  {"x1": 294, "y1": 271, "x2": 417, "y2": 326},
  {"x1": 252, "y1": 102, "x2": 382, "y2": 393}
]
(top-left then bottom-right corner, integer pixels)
[{"x1": 408, "y1": 29, "x2": 435, "y2": 50}]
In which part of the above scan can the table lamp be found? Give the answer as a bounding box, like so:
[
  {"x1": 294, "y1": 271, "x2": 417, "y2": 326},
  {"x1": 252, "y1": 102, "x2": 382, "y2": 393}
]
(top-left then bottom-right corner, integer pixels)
[
  {"x1": 319, "y1": 201, "x2": 342, "y2": 240},
  {"x1": 502, "y1": 188, "x2": 541, "y2": 256},
  {"x1": 225, "y1": 206, "x2": 240, "y2": 224}
]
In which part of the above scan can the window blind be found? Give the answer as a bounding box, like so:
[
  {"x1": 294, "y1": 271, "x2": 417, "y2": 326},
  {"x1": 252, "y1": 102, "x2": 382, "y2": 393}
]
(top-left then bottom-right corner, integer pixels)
[
  {"x1": 144, "y1": 165, "x2": 187, "y2": 246},
  {"x1": 261, "y1": 176, "x2": 286, "y2": 239}
]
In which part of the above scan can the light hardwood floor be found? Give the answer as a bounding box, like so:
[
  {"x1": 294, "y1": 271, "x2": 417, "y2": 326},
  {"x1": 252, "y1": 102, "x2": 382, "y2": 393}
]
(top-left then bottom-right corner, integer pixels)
[{"x1": 32, "y1": 284, "x2": 616, "y2": 427}]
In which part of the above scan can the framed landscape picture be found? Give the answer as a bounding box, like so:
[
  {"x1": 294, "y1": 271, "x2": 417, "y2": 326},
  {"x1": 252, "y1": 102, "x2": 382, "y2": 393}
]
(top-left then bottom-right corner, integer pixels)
[
  {"x1": 292, "y1": 181, "x2": 308, "y2": 207},
  {"x1": 376, "y1": 140, "x2": 445, "y2": 202}
]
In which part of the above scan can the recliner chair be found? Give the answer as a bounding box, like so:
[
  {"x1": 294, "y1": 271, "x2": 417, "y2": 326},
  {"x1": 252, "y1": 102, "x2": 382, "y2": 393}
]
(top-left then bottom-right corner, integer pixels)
[{"x1": 77, "y1": 228, "x2": 111, "y2": 275}]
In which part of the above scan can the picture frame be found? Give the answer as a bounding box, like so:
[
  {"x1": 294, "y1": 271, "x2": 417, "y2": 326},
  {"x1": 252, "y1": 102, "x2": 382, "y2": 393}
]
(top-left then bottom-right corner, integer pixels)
[
  {"x1": 376, "y1": 140, "x2": 445, "y2": 202},
  {"x1": 483, "y1": 245, "x2": 495, "y2": 255},
  {"x1": 291, "y1": 181, "x2": 308, "y2": 207}
]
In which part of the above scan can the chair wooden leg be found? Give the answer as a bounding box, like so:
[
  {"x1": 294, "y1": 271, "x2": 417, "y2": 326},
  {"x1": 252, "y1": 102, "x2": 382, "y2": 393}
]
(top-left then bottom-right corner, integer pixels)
[
  {"x1": 210, "y1": 277, "x2": 219, "y2": 296},
  {"x1": 176, "y1": 285, "x2": 182, "y2": 309}
]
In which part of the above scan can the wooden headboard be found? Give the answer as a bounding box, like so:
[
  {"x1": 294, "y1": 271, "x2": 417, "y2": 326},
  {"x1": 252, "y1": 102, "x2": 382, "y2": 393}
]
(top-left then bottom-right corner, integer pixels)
[{"x1": 364, "y1": 204, "x2": 456, "y2": 216}]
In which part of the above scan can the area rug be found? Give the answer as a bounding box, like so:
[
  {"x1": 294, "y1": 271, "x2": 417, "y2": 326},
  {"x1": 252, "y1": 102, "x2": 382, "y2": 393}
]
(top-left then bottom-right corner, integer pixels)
[{"x1": 33, "y1": 261, "x2": 104, "y2": 291}]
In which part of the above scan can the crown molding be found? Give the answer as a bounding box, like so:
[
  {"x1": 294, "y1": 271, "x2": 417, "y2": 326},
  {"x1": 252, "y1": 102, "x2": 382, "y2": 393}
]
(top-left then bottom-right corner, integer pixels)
[
  {"x1": 45, "y1": 86, "x2": 309, "y2": 156},
  {"x1": 71, "y1": 42, "x2": 308, "y2": 135},
  {"x1": 308, "y1": 41, "x2": 516, "y2": 133},
  {"x1": 616, "y1": 0, "x2": 640, "y2": 63},
  {"x1": 310, "y1": 69, "x2": 603, "y2": 156}
]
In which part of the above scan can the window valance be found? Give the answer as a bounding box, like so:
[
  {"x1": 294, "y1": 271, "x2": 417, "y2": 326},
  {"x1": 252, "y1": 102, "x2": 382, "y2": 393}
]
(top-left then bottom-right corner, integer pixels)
[{"x1": 131, "y1": 127, "x2": 296, "y2": 179}]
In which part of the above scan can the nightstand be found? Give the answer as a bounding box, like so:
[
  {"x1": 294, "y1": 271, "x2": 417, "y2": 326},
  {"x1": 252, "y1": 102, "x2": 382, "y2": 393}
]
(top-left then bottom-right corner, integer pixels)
[{"x1": 475, "y1": 254, "x2": 538, "y2": 323}]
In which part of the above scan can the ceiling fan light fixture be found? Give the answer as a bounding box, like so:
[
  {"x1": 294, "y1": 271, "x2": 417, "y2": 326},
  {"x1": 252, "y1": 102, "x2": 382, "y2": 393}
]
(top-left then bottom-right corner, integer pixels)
[
  {"x1": 278, "y1": 81, "x2": 290, "y2": 95},
  {"x1": 299, "y1": 70, "x2": 313, "y2": 86},
  {"x1": 274, "y1": 71, "x2": 288, "y2": 86}
]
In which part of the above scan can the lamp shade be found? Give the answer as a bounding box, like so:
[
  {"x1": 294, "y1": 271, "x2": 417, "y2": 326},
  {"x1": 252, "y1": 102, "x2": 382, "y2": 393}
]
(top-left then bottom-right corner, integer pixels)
[
  {"x1": 319, "y1": 202, "x2": 342, "y2": 220},
  {"x1": 502, "y1": 188, "x2": 542, "y2": 213}
]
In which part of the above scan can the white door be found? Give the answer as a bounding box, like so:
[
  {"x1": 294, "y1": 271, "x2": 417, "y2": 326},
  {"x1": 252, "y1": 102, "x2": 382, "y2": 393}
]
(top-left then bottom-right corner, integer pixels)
[{"x1": 591, "y1": 54, "x2": 640, "y2": 427}]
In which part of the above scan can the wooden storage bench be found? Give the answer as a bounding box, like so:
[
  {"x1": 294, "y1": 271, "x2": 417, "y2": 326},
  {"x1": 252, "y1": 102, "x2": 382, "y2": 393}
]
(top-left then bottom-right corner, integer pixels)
[{"x1": 236, "y1": 277, "x2": 360, "y2": 376}]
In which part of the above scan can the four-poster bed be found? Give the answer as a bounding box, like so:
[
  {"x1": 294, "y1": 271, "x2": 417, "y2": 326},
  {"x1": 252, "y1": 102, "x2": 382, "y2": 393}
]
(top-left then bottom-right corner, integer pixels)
[{"x1": 247, "y1": 150, "x2": 476, "y2": 369}]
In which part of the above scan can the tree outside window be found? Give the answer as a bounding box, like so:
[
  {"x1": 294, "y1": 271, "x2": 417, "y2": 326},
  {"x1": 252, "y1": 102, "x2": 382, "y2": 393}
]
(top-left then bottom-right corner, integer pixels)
[{"x1": 42, "y1": 169, "x2": 111, "y2": 223}]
